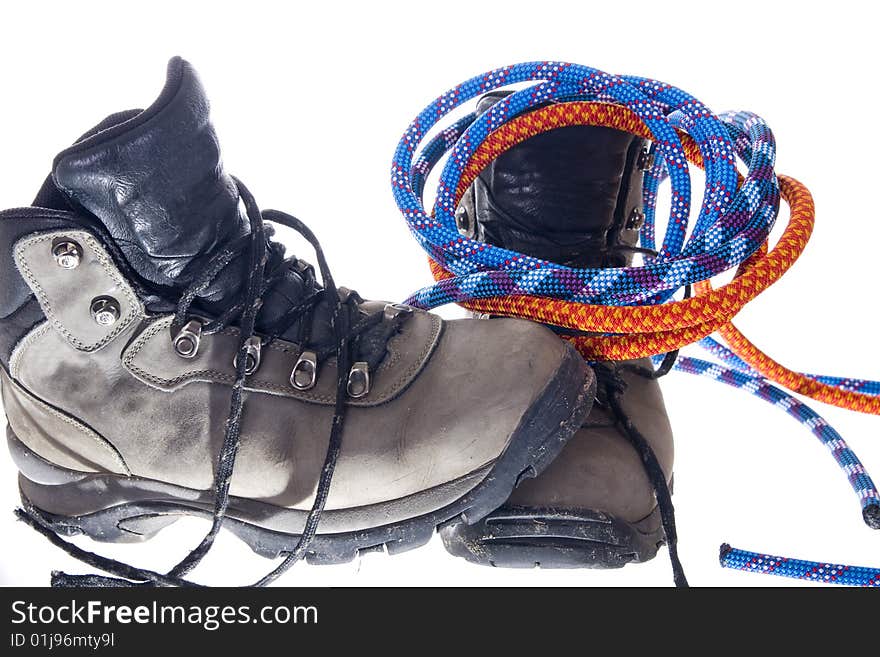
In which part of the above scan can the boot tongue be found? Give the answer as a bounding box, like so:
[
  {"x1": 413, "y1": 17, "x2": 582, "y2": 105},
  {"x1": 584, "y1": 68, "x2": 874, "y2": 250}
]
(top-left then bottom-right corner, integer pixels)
[{"x1": 52, "y1": 57, "x2": 248, "y2": 300}]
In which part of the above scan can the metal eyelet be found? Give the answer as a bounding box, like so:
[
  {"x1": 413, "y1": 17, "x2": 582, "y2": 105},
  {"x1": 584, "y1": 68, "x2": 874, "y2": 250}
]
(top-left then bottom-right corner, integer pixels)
[
  {"x1": 233, "y1": 336, "x2": 262, "y2": 376},
  {"x1": 292, "y1": 258, "x2": 312, "y2": 275},
  {"x1": 290, "y1": 350, "x2": 318, "y2": 390},
  {"x1": 172, "y1": 319, "x2": 203, "y2": 359},
  {"x1": 52, "y1": 238, "x2": 82, "y2": 269},
  {"x1": 626, "y1": 208, "x2": 646, "y2": 231},
  {"x1": 637, "y1": 147, "x2": 655, "y2": 171},
  {"x1": 347, "y1": 361, "x2": 371, "y2": 398},
  {"x1": 337, "y1": 286, "x2": 355, "y2": 303},
  {"x1": 384, "y1": 303, "x2": 413, "y2": 321},
  {"x1": 455, "y1": 205, "x2": 472, "y2": 234},
  {"x1": 90, "y1": 296, "x2": 120, "y2": 326}
]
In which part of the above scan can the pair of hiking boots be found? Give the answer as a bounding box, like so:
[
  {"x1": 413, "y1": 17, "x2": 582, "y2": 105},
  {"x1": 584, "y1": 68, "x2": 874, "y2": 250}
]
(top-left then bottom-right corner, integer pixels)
[{"x1": 0, "y1": 58, "x2": 674, "y2": 583}]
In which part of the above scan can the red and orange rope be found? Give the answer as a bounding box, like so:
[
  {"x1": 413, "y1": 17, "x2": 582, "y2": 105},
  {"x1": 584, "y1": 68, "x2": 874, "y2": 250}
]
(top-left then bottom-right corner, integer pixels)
[{"x1": 427, "y1": 102, "x2": 878, "y2": 415}]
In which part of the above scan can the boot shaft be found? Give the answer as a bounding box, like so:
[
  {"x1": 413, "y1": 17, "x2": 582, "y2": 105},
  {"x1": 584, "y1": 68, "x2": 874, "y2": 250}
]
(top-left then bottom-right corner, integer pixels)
[{"x1": 459, "y1": 94, "x2": 650, "y2": 268}]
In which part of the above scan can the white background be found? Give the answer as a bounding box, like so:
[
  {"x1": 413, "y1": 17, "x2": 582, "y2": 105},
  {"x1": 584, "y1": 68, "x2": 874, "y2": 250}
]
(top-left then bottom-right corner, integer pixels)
[{"x1": 0, "y1": 1, "x2": 877, "y2": 587}]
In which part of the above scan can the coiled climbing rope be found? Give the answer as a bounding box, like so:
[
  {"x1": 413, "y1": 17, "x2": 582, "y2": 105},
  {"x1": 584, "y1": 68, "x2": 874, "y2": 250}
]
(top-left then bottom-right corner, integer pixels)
[{"x1": 392, "y1": 61, "x2": 880, "y2": 585}]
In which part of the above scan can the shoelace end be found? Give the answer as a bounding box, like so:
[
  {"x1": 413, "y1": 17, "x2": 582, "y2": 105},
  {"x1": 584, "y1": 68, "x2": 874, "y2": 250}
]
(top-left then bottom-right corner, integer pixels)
[{"x1": 863, "y1": 504, "x2": 880, "y2": 530}]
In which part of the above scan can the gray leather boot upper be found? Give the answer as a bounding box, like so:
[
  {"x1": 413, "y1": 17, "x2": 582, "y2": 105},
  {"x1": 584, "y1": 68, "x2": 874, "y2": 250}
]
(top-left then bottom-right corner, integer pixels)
[{"x1": 0, "y1": 59, "x2": 595, "y2": 578}]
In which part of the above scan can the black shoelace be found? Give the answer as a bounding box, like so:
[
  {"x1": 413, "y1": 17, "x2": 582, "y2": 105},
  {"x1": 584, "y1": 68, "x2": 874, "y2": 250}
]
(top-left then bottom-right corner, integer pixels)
[
  {"x1": 601, "y1": 282, "x2": 690, "y2": 588},
  {"x1": 590, "y1": 361, "x2": 687, "y2": 588},
  {"x1": 16, "y1": 178, "x2": 410, "y2": 587}
]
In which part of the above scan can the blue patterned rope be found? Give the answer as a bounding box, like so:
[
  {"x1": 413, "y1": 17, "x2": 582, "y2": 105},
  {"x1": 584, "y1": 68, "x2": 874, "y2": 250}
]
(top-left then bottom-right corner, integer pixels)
[
  {"x1": 720, "y1": 545, "x2": 880, "y2": 586},
  {"x1": 659, "y1": 347, "x2": 880, "y2": 585},
  {"x1": 663, "y1": 352, "x2": 880, "y2": 518}
]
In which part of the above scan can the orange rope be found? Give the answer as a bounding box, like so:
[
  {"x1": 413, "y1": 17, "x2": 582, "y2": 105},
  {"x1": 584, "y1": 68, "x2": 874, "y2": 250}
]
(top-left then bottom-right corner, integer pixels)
[{"x1": 428, "y1": 101, "x2": 879, "y2": 415}]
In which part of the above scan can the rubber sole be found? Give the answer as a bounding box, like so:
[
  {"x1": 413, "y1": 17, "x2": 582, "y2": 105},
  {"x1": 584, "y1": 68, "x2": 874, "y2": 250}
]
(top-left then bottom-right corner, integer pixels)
[
  {"x1": 12, "y1": 347, "x2": 596, "y2": 566},
  {"x1": 440, "y1": 504, "x2": 665, "y2": 569}
]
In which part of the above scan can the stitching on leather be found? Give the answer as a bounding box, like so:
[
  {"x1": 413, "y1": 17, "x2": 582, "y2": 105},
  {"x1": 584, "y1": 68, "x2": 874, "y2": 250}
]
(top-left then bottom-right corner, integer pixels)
[
  {"x1": 123, "y1": 313, "x2": 443, "y2": 406},
  {"x1": 375, "y1": 328, "x2": 403, "y2": 373},
  {"x1": 4, "y1": 347, "x2": 131, "y2": 475},
  {"x1": 9, "y1": 321, "x2": 52, "y2": 380},
  {"x1": 123, "y1": 319, "x2": 259, "y2": 389},
  {"x1": 373, "y1": 313, "x2": 442, "y2": 400},
  {"x1": 13, "y1": 231, "x2": 141, "y2": 352}
]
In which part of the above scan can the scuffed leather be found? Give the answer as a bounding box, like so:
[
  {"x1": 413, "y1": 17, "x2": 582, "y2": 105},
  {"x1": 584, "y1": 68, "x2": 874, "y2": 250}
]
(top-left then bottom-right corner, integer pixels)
[
  {"x1": 0, "y1": 368, "x2": 129, "y2": 475},
  {"x1": 7, "y1": 225, "x2": 576, "y2": 513},
  {"x1": 506, "y1": 360, "x2": 674, "y2": 522},
  {"x1": 11, "y1": 308, "x2": 570, "y2": 512},
  {"x1": 0, "y1": 297, "x2": 44, "y2": 370}
]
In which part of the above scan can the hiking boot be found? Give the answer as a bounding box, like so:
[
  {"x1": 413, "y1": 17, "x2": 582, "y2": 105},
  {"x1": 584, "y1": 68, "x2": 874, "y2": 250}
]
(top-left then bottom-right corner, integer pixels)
[
  {"x1": 441, "y1": 94, "x2": 675, "y2": 569},
  {"x1": 0, "y1": 59, "x2": 595, "y2": 582}
]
